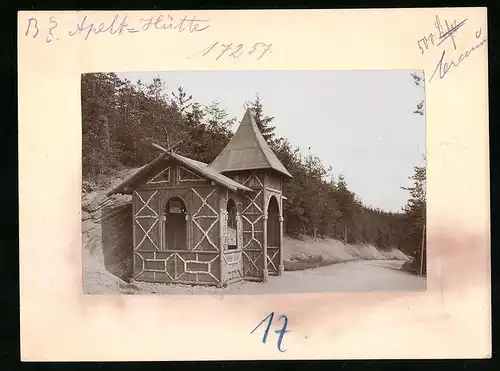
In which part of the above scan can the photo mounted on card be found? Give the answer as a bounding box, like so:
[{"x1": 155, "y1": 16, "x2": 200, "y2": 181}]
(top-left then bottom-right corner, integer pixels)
[
  {"x1": 19, "y1": 8, "x2": 490, "y2": 361},
  {"x1": 82, "y1": 70, "x2": 427, "y2": 295}
]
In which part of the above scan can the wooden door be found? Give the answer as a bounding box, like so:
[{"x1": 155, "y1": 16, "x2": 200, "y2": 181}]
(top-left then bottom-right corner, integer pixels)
[
  {"x1": 266, "y1": 195, "x2": 280, "y2": 276},
  {"x1": 165, "y1": 198, "x2": 187, "y2": 250}
]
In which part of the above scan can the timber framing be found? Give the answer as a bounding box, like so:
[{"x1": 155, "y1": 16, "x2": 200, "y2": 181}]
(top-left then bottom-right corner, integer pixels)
[{"x1": 106, "y1": 109, "x2": 291, "y2": 286}]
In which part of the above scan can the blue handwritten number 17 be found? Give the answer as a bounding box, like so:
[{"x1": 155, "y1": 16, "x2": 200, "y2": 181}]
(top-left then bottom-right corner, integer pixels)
[{"x1": 251, "y1": 312, "x2": 289, "y2": 352}]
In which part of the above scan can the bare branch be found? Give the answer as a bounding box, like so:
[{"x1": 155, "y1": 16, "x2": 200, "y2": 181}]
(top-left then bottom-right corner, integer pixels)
[{"x1": 149, "y1": 140, "x2": 184, "y2": 154}]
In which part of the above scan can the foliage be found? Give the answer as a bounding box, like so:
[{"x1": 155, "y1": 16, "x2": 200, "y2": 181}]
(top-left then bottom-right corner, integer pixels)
[
  {"x1": 82, "y1": 73, "x2": 424, "y2": 256},
  {"x1": 405, "y1": 71, "x2": 427, "y2": 275},
  {"x1": 401, "y1": 160, "x2": 426, "y2": 274},
  {"x1": 244, "y1": 94, "x2": 277, "y2": 144},
  {"x1": 410, "y1": 72, "x2": 425, "y2": 116}
]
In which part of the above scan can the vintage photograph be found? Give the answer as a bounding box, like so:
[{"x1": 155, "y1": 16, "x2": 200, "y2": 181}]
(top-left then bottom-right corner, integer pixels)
[{"x1": 82, "y1": 70, "x2": 426, "y2": 295}]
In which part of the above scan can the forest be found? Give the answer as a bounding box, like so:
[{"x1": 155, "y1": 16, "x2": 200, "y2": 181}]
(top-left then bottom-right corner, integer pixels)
[{"x1": 81, "y1": 72, "x2": 426, "y2": 267}]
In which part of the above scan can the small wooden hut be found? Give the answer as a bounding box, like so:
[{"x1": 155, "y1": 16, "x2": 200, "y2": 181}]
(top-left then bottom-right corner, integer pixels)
[{"x1": 107, "y1": 109, "x2": 293, "y2": 286}]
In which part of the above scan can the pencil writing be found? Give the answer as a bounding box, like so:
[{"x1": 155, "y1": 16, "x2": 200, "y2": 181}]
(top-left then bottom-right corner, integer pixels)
[
  {"x1": 429, "y1": 26, "x2": 487, "y2": 82},
  {"x1": 187, "y1": 42, "x2": 273, "y2": 60},
  {"x1": 23, "y1": 13, "x2": 210, "y2": 43},
  {"x1": 417, "y1": 15, "x2": 467, "y2": 55}
]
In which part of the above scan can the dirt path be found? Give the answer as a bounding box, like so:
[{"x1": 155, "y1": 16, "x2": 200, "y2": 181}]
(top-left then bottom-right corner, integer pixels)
[{"x1": 129, "y1": 260, "x2": 426, "y2": 295}]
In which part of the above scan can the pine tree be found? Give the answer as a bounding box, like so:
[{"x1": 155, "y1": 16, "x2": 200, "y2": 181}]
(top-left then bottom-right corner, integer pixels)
[
  {"x1": 410, "y1": 72, "x2": 425, "y2": 116},
  {"x1": 401, "y1": 162, "x2": 426, "y2": 274},
  {"x1": 336, "y1": 175, "x2": 356, "y2": 243},
  {"x1": 244, "y1": 94, "x2": 277, "y2": 144}
]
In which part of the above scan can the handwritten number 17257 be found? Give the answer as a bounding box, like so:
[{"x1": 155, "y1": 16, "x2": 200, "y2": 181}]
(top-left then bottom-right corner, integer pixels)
[
  {"x1": 251, "y1": 312, "x2": 289, "y2": 352},
  {"x1": 187, "y1": 42, "x2": 272, "y2": 60}
]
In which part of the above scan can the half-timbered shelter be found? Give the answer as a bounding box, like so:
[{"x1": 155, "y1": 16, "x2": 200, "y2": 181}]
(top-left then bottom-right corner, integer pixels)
[{"x1": 107, "y1": 109, "x2": 293, "y2": 287}]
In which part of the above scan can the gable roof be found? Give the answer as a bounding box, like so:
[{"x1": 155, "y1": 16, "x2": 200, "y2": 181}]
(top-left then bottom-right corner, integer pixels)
[
  {"x1": 169, "y1": 152, "x2": 253, "y2": 192},
  {"x1": 107, "y1": 152, "x2": 253, "y2": 196},
  {"x1": 209, "y1": 109, "x2": 293, "y2": 178}
]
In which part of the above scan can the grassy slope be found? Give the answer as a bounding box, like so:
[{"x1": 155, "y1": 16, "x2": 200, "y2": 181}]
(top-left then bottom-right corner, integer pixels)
[{"x1": 283, "y1": 235, "x2": 410, "y2": 271}]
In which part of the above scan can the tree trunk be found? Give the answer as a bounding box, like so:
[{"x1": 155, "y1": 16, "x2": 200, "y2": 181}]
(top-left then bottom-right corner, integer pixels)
[
  {"x1": 419, "y1": 223, "x2": 426, "y2": 276},
  {"x1": 100, "y1": 116, "x2": 109, "y2": 176}
]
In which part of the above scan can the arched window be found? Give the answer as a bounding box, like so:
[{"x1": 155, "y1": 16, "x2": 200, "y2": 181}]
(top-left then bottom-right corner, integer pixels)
[
  {"x1": 267, "y1": 196, "x2": 280, "y2": 247},
  {"x1": 165, "y1": 197, "x2": 188, "y2": 250},
  {"x1": 227, "y1": 198, "x2": 237, "y2": 250}
]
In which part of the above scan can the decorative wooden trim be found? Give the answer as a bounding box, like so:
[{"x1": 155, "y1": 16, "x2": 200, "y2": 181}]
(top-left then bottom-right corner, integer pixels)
[
  {"x1": 192, "y1": 187, "x2": 219, "y2": 216},
  {"x1": 179, "y1": 166, "x2": 205, "y2": 182},
  {"x1": 225, "y1": 277, "x2": 244, "y2": 285},
  {"x1": 223, "y1": 248, "x2": 243, "y2": 254},
  {"x1": 132, "y1": 195, "x2": 137, "y2": 278},
  {"x1": 133, "y1": 277, "x2": 219, "y2": 286},
  {"x1": 241, "y1": 250, "x2": 263, "y2": 276},
  {"x1": 266, "y1": 247, "x2": 280, "y2": 272},
  {"x1": 147, "y1": 167, "x2": 171, "y2": 184},
  {"x1": 175, "y1": 252, "x2": 219, "y2": 282},
  {"x1": 241, "y1": 214, "x2": 263, "y2": 249},
  {"x1": 263, "y1": 186, "x2": 268, "y2": 282},
  {"x1": 243, "y1": 171, "x2": 264, "y2": 189},
  {"x1": 265, "y1": 186, "x2": 281, "y2": 193},
  {"x1": 174, "y1": 253, "x2": 178, "y2": 279},
  {"x1": 242, "y1": 189, "x2": 263, "y2": 214},
  {"x1": 243, "y1": 277, "x2": 264, "y2": 282},
  {"x1": 221, "y1": 250, "x2": 243, "y2": 282},
  {"x1": 219, "y1": 190, "x2": 226, "y2": 281},
  {"x1": 279, "y1": 213, "x2": 284, "y2": 272},
  {"x1": 134, "y1": 190, "x2": 158, "y2": 217},
  {"x1": 133, "y1": 190, "x2": 160, "y2": 251},
  {"x1": 143, "y1": 259, "x2": 167, "y2": 272},
  {"x1": 138, "y1": 183, "x2": 216, "y2": 191},
  {"x1": 136, "y1": 249, "x2": 218, "y2": 255},
  {"x1": 265, "y1": 191, "x2": 282, "y2": 215},
  {"x1": 191, "y1": 187, "x2": 220, "y2": 251}
]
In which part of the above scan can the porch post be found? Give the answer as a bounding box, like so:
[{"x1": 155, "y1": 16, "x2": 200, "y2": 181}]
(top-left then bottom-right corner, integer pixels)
[
  {"x1": 263, "y1": 212, "x2": 268, "y2": 282},
  {"x1": 217, "y1": 193, "x2": 226, "y2": 288},
  {"x1": 130, "y1": 193, "x2": 137, "y2": 283},
  {"x1": 278, "y1": 193, "x2": 284, "y2": 276},
  {"x1": 278, "y1": 215, "x2": 284, "y2": 275}
]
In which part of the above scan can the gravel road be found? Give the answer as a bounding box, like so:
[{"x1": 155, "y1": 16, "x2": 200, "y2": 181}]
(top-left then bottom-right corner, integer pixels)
[{"x1": 128, "y1": 259, "x2": 426, "y2": 295}]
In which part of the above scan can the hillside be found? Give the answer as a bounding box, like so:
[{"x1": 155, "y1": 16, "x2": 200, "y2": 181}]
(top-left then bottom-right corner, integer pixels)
[{"x1": 82, "y1": 168, "x2": 411, "y2": 294}]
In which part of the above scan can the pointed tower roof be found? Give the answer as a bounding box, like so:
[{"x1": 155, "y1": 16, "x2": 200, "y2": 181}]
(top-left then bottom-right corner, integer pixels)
[{"x1": 209, "y1": 109, "x2": 293, "y2": 178}]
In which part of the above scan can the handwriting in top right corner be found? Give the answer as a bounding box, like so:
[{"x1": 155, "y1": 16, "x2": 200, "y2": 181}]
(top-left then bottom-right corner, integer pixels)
[{"x1": 416, "y1": 15, "x2": 487, "y2": 83}]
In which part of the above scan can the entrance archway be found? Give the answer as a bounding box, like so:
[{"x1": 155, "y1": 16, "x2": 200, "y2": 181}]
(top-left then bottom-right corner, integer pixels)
[
  {"x1": 266, "y1": 195, "x2": 281, "y2": 276},
  {"x1": 165, "y1": 197, "x2": 187, "y2": 250},
  {"x1": 267, "y1": 196, "x2": 280, "y2": 247}
]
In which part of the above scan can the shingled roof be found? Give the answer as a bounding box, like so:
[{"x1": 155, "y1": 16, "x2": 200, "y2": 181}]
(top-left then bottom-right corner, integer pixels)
[
  {"x1": 209, "y1": 109, "x2": 293, "y2": 178},
  {"x1": 107, "y1": 152, "x2": 253, "y2": 196}
]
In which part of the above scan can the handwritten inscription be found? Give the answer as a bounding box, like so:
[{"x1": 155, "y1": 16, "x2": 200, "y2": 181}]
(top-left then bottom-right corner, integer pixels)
[
  {"x1": 251, "y1": 312, "x2": 289, "y2": 352},
  {"x1": 417, "y1": 16, "x2": 467, "y2": 54},
  {"x1": 429, "y1": 27, "x2": 487, "y2": 82},
  {"x1": 24, "y1": 14, "x2": 210, "y2": 43},
  {"x1": 187, "y1": 42, "x2": 272, "y2": 60},
  {"x1": 23, "y1": 15, "x2": 273, "y2": 62},
  {"x1": 417, "y1": 15, "x2": 487, "y2": 83}
]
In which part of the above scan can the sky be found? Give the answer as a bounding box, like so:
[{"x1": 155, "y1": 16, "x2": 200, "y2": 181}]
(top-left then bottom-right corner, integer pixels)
[{"x1": 116, "y1": 70, "x2": 425, "y2": 213}]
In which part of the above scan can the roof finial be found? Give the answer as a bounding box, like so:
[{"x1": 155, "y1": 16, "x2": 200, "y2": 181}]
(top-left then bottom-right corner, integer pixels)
[{"x1": 208, "y1": 108, "x2": 293, "y2": 178}]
